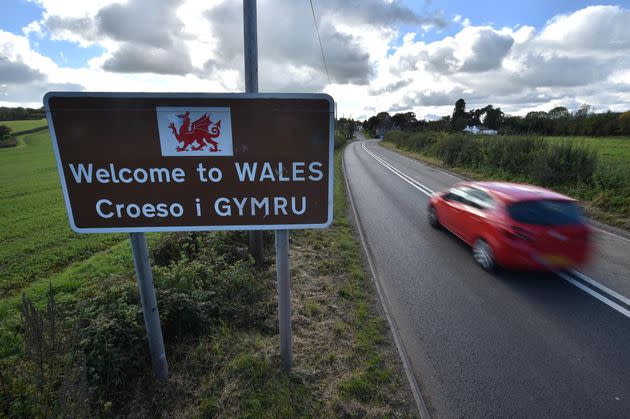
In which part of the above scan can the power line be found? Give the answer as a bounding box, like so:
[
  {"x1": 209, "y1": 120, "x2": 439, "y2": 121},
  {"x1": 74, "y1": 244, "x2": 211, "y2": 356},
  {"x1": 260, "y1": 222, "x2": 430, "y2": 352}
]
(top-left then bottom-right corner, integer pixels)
[{"x1": 309, "y1": 0, "x2": 331, "y2": 85}]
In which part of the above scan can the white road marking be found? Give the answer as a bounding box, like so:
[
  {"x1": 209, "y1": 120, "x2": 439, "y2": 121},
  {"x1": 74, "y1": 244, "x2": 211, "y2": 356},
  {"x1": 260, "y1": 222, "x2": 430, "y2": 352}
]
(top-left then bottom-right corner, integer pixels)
[
  {"x1": 375, "y1": 140, "x2": 463, "y2": 180},
  {"x1": 569, "y1": 269, "x2": 630, "y2": 307},
  {"x1": 593, "y1": 227, "x2": 630, "y2": 244},
  {"x1": 361, "y1": 141, "x2": 434, "y2": 196},
  {"x1": 360, "y1": 140, "x2": 630, "y2": 320},
  {"x1": 556, "y1": 272, "x2": 630, "y2": 319}
]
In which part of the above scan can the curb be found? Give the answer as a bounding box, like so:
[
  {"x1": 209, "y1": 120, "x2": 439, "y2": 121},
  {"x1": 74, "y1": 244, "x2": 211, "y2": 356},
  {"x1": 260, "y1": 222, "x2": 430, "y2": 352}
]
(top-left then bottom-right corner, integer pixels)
[{"x1": 342, "y1": 141, "x2": 431, "y2": 419}]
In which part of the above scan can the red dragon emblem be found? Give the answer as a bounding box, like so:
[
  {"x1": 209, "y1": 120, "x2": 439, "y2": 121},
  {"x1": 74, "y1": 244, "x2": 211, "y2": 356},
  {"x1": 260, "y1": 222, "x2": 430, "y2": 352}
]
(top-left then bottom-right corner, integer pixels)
[{"x1": 168, "y1": 111, "x2": 222, "y2": 152}]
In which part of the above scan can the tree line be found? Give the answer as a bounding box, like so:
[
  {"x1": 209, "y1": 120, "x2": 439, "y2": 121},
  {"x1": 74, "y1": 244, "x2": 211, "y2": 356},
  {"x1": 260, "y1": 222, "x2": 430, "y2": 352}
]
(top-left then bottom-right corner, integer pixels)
[
  {"x1": 363, "y1": 99, "x2": 630, "y2": 137},
  {"x1": 0, "y1": 107, "x2": 45, "y2": 121}
]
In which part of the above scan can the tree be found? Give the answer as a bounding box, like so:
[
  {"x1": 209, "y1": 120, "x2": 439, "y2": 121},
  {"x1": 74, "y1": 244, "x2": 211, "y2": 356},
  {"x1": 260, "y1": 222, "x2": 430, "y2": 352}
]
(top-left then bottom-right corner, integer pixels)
[
  {"x1": 452, "y1": 98, "x2": 469, "y2": 131},
  {"x1": 619, "y1": 111, "x2": 630, "y2": 135},
  {"x1": 391, "y1": 112, "x2": 417, "y2": 131},
  {"x1": 574, "y1": 104, "x2": 591, "y2": 119},
  {"x1": 548, "y1": 106, "x2": 570, "y2": 120},
  {"x1": 453, "y1": 98, "x2": 466, "y2": 119},
  {"x1": 482, "y1": 106, "x2": 504, "y2": 130}
]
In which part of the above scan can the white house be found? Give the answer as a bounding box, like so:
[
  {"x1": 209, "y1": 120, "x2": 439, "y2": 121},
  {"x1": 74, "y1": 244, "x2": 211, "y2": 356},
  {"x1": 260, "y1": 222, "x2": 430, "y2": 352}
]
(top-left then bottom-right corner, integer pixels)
[{"x1": 463, "y1": 125, "x2": 498, "y2": 135}]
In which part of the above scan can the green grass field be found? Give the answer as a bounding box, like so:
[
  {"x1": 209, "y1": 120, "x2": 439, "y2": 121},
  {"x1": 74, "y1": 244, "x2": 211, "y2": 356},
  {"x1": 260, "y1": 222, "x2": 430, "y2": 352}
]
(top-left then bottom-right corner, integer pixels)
[
  {"x1": 0, "y1": 130, "x2": 123, "y2": 298},
  {"x1": 545, "y1": 136, "x2": 630, "y2": 167},
  {"x1": 0, "y1": 118, "x2": 47, "y2": 132}
]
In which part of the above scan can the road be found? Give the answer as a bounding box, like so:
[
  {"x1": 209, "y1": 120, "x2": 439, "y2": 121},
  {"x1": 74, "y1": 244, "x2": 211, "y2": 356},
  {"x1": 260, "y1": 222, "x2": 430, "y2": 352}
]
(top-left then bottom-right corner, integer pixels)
[{"x1": 344, "y1": 135, "x2": 630, "y2": 418}]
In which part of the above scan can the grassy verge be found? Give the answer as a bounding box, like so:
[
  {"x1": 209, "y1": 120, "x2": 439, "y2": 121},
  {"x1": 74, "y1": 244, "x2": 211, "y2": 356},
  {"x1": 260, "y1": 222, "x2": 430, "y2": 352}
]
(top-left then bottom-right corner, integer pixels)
[
  {"x1": 382, "y1": 131, "x2": 630, "y2": 230},
  {"x1": 1, "y1": 150, "x2": 415, "y2": 417},
  {"x1": 0, "y1": 119, "x2": 47, "y2": 132},
  {"x1": 0, "y1": 131, "x2": 125, "y2": 298}
]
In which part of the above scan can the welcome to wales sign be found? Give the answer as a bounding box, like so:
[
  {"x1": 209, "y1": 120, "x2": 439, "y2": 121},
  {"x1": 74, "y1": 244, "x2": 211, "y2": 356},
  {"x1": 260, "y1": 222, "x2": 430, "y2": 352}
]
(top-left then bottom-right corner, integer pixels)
[{"x1": 44, "y1": 92, "x2": 334, "y2": 233}]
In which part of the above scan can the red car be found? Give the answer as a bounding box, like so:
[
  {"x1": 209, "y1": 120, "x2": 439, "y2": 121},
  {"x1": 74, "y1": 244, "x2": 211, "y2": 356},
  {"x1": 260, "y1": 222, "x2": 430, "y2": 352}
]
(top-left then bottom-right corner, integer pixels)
[{"x1": 428, "y1": 181, "x2": 591, "y2": 271}]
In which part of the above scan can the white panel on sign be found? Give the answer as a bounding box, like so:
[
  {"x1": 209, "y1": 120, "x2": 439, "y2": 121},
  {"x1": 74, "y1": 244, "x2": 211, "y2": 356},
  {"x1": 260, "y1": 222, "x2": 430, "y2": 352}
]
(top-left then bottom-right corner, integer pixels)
[{"x1": 155, "y1": 107, "x2": 234, "y2": 157}]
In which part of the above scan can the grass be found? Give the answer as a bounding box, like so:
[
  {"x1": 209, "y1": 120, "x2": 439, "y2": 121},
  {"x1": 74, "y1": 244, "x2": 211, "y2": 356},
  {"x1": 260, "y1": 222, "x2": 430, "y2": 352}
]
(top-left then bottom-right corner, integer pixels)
[
  {"x1": 0, "y1": 119, "x2": 47, "y2": 132},
  {"x1": 545, "y1": 135, "x2": 630, "y2": 167},
  {"x1": 0, "y1": 130, "x2": 124, "y2": 298}
]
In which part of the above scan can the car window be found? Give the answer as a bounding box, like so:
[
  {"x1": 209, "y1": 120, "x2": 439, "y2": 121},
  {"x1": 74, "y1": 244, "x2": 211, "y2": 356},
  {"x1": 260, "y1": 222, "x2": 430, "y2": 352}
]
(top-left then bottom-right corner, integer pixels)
[
  {"x1": 454, "y1": 187, "x2": 495, "y2": 210},
  {"x1": 463, "y1": 187, "x2": 495, "y2": 210},
  {"x1": 445, "y1": 188, "x2": 468, "y2": 204},
  {"x1": 507, "y1": 200, "x2": 584, "y2": 225}
]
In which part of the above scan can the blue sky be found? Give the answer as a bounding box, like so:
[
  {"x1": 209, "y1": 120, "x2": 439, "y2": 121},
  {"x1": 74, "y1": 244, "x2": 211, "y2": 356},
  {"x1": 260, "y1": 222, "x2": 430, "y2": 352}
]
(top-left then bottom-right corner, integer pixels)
[
  {"x1": 1, "y1": 0, "x2": 630, "y2": 118},
  {"x1": 0, "y1": 0, "x2": 104, "y2": 68}
]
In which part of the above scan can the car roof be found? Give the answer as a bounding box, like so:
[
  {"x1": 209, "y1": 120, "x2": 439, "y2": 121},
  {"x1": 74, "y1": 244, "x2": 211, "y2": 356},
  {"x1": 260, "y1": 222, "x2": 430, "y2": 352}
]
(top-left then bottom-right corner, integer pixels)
[{"x1": 455, "y1": 181, "x2": 574, "y2": 204}]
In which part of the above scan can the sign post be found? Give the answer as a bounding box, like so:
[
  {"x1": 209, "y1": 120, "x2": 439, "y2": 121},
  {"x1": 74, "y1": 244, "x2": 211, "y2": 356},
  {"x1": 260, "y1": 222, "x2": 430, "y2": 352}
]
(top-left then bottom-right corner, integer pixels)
[
  {"x1": 243, "y1": 0, "x2": 264, "y2": 267},
  {"x1": 44, "y1": 92, "x2": 334, "y2": 376},
  {"x1": 129, "y1": 232, "x2": 169, "y2": 379},
  {"x1": 275, "y1": 229, "x2": 292, "y2": 369}
]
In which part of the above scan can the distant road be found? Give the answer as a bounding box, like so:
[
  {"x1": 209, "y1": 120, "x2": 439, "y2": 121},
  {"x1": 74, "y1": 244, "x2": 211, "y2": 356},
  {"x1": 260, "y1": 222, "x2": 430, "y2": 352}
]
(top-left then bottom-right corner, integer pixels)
[{"x1": 344, "y1": 133, "x2": 630, "y2": 417}]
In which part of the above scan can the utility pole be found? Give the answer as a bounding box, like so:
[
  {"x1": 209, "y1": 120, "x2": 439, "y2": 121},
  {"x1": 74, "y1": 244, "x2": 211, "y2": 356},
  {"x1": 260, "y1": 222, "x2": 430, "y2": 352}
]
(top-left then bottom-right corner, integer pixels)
[{"x1": 243, "y1": 0, "x2": 264, "y2": 267}]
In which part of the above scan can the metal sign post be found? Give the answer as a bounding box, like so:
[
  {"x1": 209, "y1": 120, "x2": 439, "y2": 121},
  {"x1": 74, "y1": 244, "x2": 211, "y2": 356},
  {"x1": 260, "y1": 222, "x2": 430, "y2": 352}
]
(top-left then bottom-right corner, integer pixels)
[
  {"x1": 129, "y1": 232, "x2": 169, "y2": 379},
  {"x1": 243, "y1": 0, "x2": 264, "y2": 267},
  {"x1": 275, "y1": 229, "x2": 293, "y2": 369}
]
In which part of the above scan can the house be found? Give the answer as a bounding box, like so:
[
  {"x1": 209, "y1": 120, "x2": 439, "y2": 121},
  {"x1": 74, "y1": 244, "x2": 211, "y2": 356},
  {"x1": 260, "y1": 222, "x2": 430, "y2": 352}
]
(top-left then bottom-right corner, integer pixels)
[{"x1": 463, "y1": 125, "x2": 498, "y2": 135}]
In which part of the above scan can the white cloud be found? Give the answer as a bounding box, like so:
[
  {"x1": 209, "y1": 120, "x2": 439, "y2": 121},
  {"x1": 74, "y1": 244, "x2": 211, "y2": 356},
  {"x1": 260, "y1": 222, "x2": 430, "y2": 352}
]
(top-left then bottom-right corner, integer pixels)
[{"x1": 21, "y1": 21, "x2": 42, "y2": 37}]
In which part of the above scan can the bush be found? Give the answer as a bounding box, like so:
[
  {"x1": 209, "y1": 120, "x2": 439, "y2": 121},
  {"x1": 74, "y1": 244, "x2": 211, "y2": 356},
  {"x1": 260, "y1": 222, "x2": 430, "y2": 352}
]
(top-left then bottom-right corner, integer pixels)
[
  {"x1": 386, "y1": 131, "x2": 598, "y2": 186},
  {"x1": 0, "y1": 125, "x2": 10, "y2": 141},
  {"x1": 2, "y1": 231, "x2": 270, "y2": 416},
  {"x1": 334, "y1": 131, "x2": 347, "y2": 149},
  {"x1": 1, "y1": 286, "x2": 90, "y2": 418}
]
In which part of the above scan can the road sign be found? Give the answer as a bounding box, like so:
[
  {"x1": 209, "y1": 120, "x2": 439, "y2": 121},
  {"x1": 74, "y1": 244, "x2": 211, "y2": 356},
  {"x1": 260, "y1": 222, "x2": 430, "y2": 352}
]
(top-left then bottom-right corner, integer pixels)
[{"x1": 44, "y1": 92, "x2": 334, "y2": 233}]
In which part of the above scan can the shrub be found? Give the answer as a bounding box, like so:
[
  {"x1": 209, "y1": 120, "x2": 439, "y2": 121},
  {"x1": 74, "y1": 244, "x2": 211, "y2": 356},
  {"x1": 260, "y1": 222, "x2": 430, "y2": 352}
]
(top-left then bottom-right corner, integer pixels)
[
  {"x1": 3, "y1": 231, "x2": 270, "y2": 416},
  {"x1": 0, "y1": 125, "x2": 10, "y2": 141},
  {"x1": 1, "y1": 286, "x2": 89, "y2": 418},
  {"x1": 334, "y1": 131, "x2": 347, "y2": 149}
]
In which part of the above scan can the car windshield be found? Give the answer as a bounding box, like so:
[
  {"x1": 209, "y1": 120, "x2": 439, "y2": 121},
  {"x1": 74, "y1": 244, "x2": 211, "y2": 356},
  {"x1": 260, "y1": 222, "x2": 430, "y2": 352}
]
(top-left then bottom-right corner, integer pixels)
[{"x1": 507, "y1": 200, "x2": 584, "y2": 225}]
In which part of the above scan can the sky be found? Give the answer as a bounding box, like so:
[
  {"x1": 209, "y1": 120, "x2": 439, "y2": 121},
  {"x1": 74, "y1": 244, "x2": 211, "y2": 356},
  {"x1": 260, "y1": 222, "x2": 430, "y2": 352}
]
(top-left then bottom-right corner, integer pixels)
[{"x1": 1, "y1": 0, "x2": 630, "y2": 120}]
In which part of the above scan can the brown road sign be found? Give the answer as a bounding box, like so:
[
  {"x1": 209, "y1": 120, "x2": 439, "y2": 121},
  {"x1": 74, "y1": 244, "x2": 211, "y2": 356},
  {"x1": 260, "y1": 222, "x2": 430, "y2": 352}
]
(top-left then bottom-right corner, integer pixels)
[{"x1": 44, "y1": 92, "x2": 334, "y2": 233}]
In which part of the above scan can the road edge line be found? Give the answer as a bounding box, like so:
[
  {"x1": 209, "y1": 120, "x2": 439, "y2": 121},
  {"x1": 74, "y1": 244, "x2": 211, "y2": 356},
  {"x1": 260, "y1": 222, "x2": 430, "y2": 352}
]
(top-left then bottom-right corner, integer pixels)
[{"x1": 343, "y1": 141, "x2": 431, "y2": 419}]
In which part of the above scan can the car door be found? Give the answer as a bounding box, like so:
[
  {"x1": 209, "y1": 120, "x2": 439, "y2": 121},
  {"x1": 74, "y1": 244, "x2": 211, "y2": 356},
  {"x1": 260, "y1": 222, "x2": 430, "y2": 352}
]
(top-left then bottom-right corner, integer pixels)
[
  {"x1": 439, "y1": 188, "x2": 469, "y2": 237},
  {"x1": 455, "y1": 187, "x2": 496, "y2": 245}
]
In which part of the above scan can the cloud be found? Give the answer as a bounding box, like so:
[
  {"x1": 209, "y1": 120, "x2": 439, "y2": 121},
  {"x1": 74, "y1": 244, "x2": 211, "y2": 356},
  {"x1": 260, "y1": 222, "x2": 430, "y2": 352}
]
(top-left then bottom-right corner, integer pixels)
[
  {"x1": 0, "y1": 56, "x2": 45, "y2": 83},
  {"x1": 1, "y1": 81, "x2": 83, "y2": 105},
  {"x1": 515, "y1": 54, "x2": 616, "y2": 87},
  {"x1": 102, "y1": 43, "x2": 194, "y2": 74},
  {"x1": 203, "y1": 0, "x2": 412, "y2": 86},
  {"x1": 539, "y1": 5, "x2": 630, "y2": 52},
  {"x1": 96, "y1": 0, "x2": 185, "y2": 47},
  {"x1": 3, "y1": 2, "x2": 630, "y2": 119},
  {"x1": 459, "y1": 28, "x2": 514, "y2": 72},
  {"x1": 418, "y1": 26, "x2": 514, "y2": 74},
  {"x1": 44, "y1": 15, "x2": 100, "y2": 46}
]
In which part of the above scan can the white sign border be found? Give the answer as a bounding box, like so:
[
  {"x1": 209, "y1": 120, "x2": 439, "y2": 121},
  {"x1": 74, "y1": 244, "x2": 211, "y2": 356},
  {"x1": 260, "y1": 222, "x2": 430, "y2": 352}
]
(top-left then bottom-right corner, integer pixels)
[{"x1": 44, "y1": 91, "x2": 335, "y2": 233}]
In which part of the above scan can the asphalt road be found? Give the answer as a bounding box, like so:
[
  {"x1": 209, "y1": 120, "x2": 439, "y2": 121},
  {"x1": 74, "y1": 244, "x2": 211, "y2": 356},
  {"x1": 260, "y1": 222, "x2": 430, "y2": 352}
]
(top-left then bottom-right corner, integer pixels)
[{"x1": 344, "y1": 136, "x2": 630, "y2": 418}]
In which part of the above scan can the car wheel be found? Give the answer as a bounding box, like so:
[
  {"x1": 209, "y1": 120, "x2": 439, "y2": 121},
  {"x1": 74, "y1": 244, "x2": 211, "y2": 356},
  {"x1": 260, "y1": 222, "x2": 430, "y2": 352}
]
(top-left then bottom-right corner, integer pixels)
[
  {"x1": 472, "y1": 239, "x2": 495, "y2": 271},
  {"x1": 428, "y1": 205, "x2": 440, "y2": 228}
]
